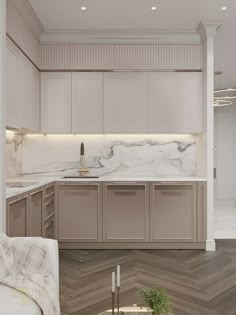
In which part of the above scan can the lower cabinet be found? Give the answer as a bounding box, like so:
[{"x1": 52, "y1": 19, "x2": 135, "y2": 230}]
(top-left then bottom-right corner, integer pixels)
[
  {"x1": 57, "y1": 182, "x2": 102, "y2": 242},
  {"x1": 103, "y1": 182, "x2": 149, "y2": 242},
  {"x1": 44, "y1": 215, "x2": 56, "y2": 239},
  {"x1": 28, "y1": 190, "x2": 43, "y2": 237},
  {"x1": 150, "y1": 182, "x2": 197, "y2": 242},
  {"x1": 7, "y1": 196, "x2": 28, "y2": 237}
]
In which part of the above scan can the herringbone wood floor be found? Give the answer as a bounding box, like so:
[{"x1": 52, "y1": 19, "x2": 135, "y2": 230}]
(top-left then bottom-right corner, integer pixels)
[{"x1": 59, "y1": 240, "x2": 236, "y2": 315}]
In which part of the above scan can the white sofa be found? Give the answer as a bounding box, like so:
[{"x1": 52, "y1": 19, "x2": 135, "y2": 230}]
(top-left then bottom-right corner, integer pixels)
[{"x1": 0, "y1": 238, "x2": 59, "y2": 315}]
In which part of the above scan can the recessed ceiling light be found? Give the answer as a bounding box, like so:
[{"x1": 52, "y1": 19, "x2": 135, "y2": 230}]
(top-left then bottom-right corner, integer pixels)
[
  {"x1": 81, "y1": 6, "x2": 87, "y2": 11},
  {"x1": 221, "y1": 6, "x2": 227, "y2": 11},
  {"x1": 151, "y1": 6, "x2": 157, "y2": 11}
]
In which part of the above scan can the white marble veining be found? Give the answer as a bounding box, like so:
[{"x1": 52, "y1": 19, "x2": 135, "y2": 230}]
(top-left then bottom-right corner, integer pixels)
[
  {"x1": 22, "y1": 134, "x2": 196, "y2": 177},
  {"x1": 6, "y1": 131, "x2": 22, "y2": 178}
]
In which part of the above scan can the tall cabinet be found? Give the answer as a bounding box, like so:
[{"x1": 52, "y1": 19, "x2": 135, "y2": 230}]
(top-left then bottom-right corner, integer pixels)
[{"x1": 6, "y1": 39, "x2": 40, "y2": 131}]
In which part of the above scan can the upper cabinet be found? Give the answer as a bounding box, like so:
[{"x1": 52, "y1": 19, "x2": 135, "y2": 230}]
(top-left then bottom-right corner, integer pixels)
[
  {"x1": 103, "y1": 73, "x2": 149, "y2": 133},
  {"x1": 41, "y1": 73, "x2": 72, "y2": 133},
  {"x1": 40, "y1": 71, "x2": 202, "y2": 134},
  {"x1": 149, "y1": 73, "x2": 178, "y2": 133},
  {"x1": 178, "y1": 73, "x2": 202, "y2": 133},
  {"x1": 72, "y1": 73, "x2": 103, "y2": 133},
  {"x1": 6, "y1": 40, "x2": 40, "y2": 131}
]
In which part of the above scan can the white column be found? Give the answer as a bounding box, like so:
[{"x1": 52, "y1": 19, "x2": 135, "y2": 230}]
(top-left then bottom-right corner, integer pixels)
[
  {"x1": 197, "y1": 22, "x2": 222, "y2": 251},
  {"x1": 0, "y1": 0, "x2": 6, "y2": 233}
]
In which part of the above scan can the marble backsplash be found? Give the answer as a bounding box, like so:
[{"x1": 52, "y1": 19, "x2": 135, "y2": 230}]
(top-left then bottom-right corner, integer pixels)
[
  {"x1": 21, "y1": 134, "x2": 196, "y2": 177},
  {"x1": 6, "y1": 131, "x2": 22, "y2": 178}
]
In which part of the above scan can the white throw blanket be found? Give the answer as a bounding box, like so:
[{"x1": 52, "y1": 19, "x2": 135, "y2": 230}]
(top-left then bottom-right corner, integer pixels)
[{"x1": 0, "y1": 233, "x2": 60, "y2": 315}]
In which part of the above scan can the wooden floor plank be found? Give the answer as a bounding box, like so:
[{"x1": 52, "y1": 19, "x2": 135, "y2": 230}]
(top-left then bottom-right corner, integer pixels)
[{"x1": 59, "y1": 241, "x2": 236, "y2": 315}]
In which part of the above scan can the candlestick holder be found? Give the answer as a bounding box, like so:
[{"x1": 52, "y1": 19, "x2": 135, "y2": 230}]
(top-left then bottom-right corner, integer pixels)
[
  {"x1": 117, "y1": 286, "x2": 120, "y2": 315},
  {"x1": 111, "y1": 291, "x2": 115, "y2": 315}
]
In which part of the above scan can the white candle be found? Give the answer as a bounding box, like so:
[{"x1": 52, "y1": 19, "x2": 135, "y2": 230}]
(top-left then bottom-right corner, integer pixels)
[
  {"x1": 112, "y1": 272, "x2": 116, "y2": 292},
  {"x1": 117, "y1": 265, "x2": 120, "y2": 287}
]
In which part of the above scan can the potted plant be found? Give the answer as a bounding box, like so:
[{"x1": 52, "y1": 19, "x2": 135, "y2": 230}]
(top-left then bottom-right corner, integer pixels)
[{"x1": 139, "y1": 287, "x2": 172, "y2": 315}]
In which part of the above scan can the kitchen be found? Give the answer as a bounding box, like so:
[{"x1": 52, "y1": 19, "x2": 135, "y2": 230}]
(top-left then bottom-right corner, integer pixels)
[{"x1": 1, "y1": 0, "x2": 235, "y2": 313}]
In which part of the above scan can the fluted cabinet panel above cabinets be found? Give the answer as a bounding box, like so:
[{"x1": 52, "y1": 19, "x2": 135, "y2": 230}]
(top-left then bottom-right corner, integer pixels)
[
  {"x1": 103, "y1": 73, "x2": 149, "y2": 133},
  {"x1": 41, "y1": 73, "x2": 72, "y2": 133},
  {"x1": 72, "y1": 73, "x2": 103, "y2": 133}
]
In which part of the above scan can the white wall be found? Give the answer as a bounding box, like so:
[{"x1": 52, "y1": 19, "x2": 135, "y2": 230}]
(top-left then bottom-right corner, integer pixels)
[
  {"x1": 214, "y1": 106, "x2": 235, "y2": 206},
  {"x1": 0, "y1": 0, "x2": 6, "y2": 232}
]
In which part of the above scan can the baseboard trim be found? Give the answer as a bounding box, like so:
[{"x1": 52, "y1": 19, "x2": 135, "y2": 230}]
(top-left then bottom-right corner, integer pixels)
[
  {"x1": 205, "y1": 239, "x2": 216, "y2": 251},
  {"x1": 59, "y1": 242, "x2": 206, "y2": 250}
]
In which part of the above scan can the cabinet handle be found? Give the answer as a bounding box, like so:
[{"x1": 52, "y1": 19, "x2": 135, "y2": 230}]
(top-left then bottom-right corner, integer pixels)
[
  {"x1": 157, "y1": 182, "x2": 187, "y2": 185},
  {"x1": 114, "y1": 191, "x2": 137, "y2": 196},
  {"x1": 110, "y1": 182, "x2": 139, "y2": 185}
]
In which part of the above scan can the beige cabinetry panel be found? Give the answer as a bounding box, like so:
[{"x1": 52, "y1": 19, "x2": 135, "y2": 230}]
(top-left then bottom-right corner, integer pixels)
[
  {"x1": 6, "y1": 39, "x2": 40, "y2": 131},
  {"x1": 178, "y1": 73, "x2": 202, "y2": 133},
  {"x1": 28, "y1": 190, "x2": 43, "y2": 237},
  {"x1": 58, "y1": 183, "x2": 102, "y2": 242},
  {"x1": 150, "y1": 182, "x2": 197, "y2": 242},
  {"x1": 44, "y1": 216, "x2": 56, "y2": 239},
  {"x1": 103, "y1": 73, "x2": 149, "y2": 133},
  {"x1": 41, "y1": 73, "x2": 72, "y2": 133},
  {"x1": 103, "y1": 183, "x2": 149, "y2": 242},
  {"x1": 149, "y1": 73, "x2": 178, "y2": 133},
  {"x1": 197, "y1": 182, "x2": 207, "y2": 242},
  {"x1": 72, "y1": 73, "x2": 103, "y2": 133},
  {"x1": 7, "y1": 196, "x2": 28, "y2": 237}
]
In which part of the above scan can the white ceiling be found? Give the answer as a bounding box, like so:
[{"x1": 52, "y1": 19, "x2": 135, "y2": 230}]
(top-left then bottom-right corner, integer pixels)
[{"x1": 28, "y1": 0, "x2": 232, "y2": 31}]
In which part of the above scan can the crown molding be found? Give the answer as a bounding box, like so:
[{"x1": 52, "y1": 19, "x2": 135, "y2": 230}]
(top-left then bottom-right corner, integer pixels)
[
  {"x1": 9, "y1": 0, "x2": 44, "y2": 39},
  {"x1": 197, "y1": 21, "x2": 222, "y2": 43},
  {"x1": 40, "y1": 29, "x2": 201, "y2": 44}
]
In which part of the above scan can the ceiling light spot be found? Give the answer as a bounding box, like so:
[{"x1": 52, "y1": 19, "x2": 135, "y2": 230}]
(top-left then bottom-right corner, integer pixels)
[
  {"x1": 151, "y1": 6, "x2": 157, "y2": 11},
  {"x1": 221, "y1": 6, "x2": 227, "y2": 11},
  {"x1": 81, "y1": 6, "x2": 87, "y2": 11}
]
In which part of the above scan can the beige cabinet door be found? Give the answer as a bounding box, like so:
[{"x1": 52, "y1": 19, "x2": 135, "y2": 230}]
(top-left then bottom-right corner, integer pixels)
[
  {"x1": 72, "y1": 73, "x2": 103, "y2": 133},
  {"x1": 58, "y1": 183, "x2": 102, "y2": 242},
  {"x1": 103, "y1": 183, "x2": 149, "y2": 242},
  {"x1": 103, "y1": 73, "x2": 149, "y2": 133},
  {"x1": 28, "y1": 190, "x2": 43, "y2": 237},
  {"x1": 41, "y1": 73, "x2": 72, "y2": 133},
  {"x1": 149, "y1": 73, "x2": 178, "y2": 133},
  {"x1": 7, "y1": 196, "x2": 28, "y2": 237},
  {"x1": 177, "y1": 73, "x2": 202, "y2": 133},
  {"x1": 150, "y1": 182, "x2": 197, "y2": 242}
]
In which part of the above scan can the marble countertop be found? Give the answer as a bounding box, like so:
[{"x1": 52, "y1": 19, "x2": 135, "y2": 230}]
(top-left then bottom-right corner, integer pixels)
[{"x1": 6, "y1": 174, "x2": 206, "y2": 199}]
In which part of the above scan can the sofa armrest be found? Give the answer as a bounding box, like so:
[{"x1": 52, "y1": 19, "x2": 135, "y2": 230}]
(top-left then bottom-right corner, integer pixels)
[{"x1": 11, "y1": 237, "x2": 59, "y2": 300}]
